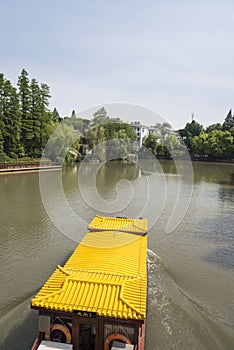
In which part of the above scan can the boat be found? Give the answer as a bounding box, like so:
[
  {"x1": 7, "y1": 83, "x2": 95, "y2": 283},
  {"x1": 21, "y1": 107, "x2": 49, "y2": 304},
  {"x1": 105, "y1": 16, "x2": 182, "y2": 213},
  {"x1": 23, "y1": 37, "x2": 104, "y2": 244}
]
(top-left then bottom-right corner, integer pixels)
[{"x1": 31, "y1": 215, "x2": 148, "y2": 350}]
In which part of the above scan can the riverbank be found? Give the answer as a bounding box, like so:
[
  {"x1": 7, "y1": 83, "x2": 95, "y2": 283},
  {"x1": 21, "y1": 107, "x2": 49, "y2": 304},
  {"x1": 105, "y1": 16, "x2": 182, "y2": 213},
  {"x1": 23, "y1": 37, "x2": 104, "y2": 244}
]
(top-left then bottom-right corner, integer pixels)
[
  {"x1": 191, "y1": 156, "x2": 234, "y2": 163},
  {"x1": 0, "y1": 155, "x2": 233, "y2": 175},
  {"x1": 0, "y1": 161, "x2": 61, "y2": 174}
]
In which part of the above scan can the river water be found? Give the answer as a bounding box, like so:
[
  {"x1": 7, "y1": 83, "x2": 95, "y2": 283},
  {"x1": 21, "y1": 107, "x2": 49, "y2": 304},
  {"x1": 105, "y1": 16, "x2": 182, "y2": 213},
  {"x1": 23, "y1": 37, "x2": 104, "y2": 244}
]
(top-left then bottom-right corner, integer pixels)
[{"x1": 0, "y1": 160, "x2": 233, "y2": 350}]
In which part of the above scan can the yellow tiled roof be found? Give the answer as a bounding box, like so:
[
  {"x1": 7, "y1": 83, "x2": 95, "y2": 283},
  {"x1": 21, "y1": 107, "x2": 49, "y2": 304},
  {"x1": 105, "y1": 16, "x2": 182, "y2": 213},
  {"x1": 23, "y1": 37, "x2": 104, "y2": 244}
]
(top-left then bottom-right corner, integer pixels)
[
  {"x1": 88, "y1": 215, "x2": 148, "y2": 235},
  {"x1": 31, "y1": 230, "x2": 147, "y2": 320}
]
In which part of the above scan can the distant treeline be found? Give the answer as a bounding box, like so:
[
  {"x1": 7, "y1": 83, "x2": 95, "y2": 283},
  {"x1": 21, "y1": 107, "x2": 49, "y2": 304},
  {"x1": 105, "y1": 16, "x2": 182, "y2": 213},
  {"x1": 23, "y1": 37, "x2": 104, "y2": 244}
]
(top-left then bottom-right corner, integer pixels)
[
  {"x1": 0, "y1": 70, "x2": 136, "y2": 163},
  {"x1": 142, "y1": 112, "x2": 234, "y2": 160},
  {"x1": 0, "y1": 70, "x2": 233, "y2": 163},
  {"x1": 178, "y1": 112, "x2": 234, "y2": 159}
]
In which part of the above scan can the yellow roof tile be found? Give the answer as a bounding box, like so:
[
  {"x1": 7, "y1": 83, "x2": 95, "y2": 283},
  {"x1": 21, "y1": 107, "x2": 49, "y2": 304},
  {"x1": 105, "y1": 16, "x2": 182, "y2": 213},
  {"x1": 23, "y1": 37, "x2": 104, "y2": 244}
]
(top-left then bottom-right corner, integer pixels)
[
  {"x1": 88, "y1": 216, "x2": 148, "y2": 235},
  {"x1": 31, "y1": 229, "x2": 147, "y2": 320}
]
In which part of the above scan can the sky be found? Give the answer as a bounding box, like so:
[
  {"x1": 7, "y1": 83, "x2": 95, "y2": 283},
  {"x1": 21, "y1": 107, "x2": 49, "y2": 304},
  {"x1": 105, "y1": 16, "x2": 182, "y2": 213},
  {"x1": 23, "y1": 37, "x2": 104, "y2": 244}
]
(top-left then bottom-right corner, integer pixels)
[{"x1": 1, "y1": 0, "x2": 234, "y2": 129}]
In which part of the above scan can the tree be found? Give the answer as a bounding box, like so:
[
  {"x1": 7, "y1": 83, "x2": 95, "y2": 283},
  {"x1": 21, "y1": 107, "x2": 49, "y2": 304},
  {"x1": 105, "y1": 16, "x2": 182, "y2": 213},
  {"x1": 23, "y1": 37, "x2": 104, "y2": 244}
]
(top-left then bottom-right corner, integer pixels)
[
  {"x1": 191, "y1": 132, "x2": 210, "y2": 156},
  {"x1": 164, "y1": 133, "x2": 180, "y2": 154},
  {"x1": 179, "y1": 120, "x2": 203, "y2": 152},
  {"x1": 143, "y1": 133, "x2": 158, "y2": 155},
  {"x1": 18, "y1": 71, "x2": 52, "y2": 157},
  {"x1": 30, "y1": 78, "x2": 42, "y2": 156},
  {"x1": 205, "y1": 123, "x2": 222, "y2": 133},
  {"x1": 222, "y1": 109, "x2": 234, "y2": 131},
  {"x1": 44, "y1": 123, "x2": 76, "y2": 161},
  {"x1": 0, "y1": 129, "x2": 4, "y2": 156},
  {"x1": 69, "y1": 116, "x2": 91, "y2": 133},
  {"x1": 83, "y1": 125, "x2": 106, "y2": 161},
  {"x1": 207, "y1": 130, "x2": 233, "y2": 158},
  {"x1": 105, "y1": 127, "x2": 136, "y2": 159},
  {"x1": 155, "y1": 142, "x2": 167, "y2": 157},
  {"x1": 92, "y1": 107, "x2": 110, "y2": 126},
  {"x1": 52, "y1": 108, "x2": 61, "y2": 123},
  {"x1": 192, "y1": 130, "x2": 233, "y2": 158},
  {"x1": 0, "y1": 74, "x2": 5, "y2": 154},
  {"x1": 83, "y1": 119, "x2": 137, "y2": 161},
  {"x1": 0, "y1": 70, "x2": 55, "y2": 159},
  {"x1": 71, "y1": 110, "x2": 77, "y2": 119},
  {"x1": 229, "y1": 126, "x2": 234, "y2": 138},
  {"x1": 39, "y1": 82, "x2": 53, "y2": 154},
  {"x1": 2, "y1": 79, "x2": 23, "y2": 157},
  {"x1": 17, "y1": 69, "x2": 32, "y2": 155},
  {"x1": 104, "y1": 122, "x2": 136, "y2": 141}
]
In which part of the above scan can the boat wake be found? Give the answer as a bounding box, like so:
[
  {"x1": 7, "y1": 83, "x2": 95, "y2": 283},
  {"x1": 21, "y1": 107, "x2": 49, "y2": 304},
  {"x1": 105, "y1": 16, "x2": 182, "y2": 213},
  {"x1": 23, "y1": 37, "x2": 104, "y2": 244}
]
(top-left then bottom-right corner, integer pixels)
[
  {"x1": 146, "y1": 249, "x2": 233, "y2": 350},
  {"x1": 0, "y1": 290, "x2": 38, "y2": 349}
]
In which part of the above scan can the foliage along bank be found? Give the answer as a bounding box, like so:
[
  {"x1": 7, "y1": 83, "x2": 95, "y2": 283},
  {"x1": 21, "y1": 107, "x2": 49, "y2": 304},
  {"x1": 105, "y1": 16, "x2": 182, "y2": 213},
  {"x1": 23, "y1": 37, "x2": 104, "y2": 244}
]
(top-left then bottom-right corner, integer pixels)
[
  {"x1": 141, "y1": 111, "x2": 234, "y2": 161},
  {"x1": 0, "y1": 71, "x2": 137, "y2": 164},
  {"x1": 0, "y1": 70, "x2": 233, "y2": 163},
  {"x1": 0, "y1": 69, "x2": 54, "y2": 161},
  {"x1": 178, "y1": 111, "x2": 234, "y2": 160}
]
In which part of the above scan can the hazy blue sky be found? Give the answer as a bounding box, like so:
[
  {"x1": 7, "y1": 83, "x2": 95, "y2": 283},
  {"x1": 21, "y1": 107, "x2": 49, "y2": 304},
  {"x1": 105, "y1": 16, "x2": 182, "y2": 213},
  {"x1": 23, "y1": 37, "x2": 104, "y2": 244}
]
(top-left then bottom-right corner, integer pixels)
[{"x1": 1, "y1": 0, "x2": 234, "y2": 128}]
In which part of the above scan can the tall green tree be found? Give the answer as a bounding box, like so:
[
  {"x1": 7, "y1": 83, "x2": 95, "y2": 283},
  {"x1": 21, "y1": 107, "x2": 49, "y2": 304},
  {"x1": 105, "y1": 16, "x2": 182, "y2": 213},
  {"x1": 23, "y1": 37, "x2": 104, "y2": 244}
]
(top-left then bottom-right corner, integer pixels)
[
  {"x1": 2, "y1": 79, "x2": 23, "y2": 157},
  {"x1": 17, "y1": 69, "x2": 32, "y2": 155},
  {"x1": 222, "y1": 109, "x2": 234, "y2": 131},
  {"x1": 0, "y1": 74, "x2": 5, "y2": 154},
  {"x1": 0, "y1": 70, "x2": 54, "y2": 159},
  {"x1": 39, "y1": 82, "x2": 52, "y2": 153},
  {"x1": 30, "y1": 78, "x2": 41, "y2": 156},
  {"x1": 18, "y1": 72, "x2": 52, "y2": 157}
]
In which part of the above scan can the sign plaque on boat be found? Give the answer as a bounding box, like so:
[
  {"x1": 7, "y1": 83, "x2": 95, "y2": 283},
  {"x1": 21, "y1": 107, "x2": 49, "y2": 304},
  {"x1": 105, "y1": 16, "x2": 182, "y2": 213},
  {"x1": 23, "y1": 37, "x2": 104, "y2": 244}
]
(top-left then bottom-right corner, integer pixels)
[{"x1": 73, "y1": 310, "x2": 97, "y2": 318}]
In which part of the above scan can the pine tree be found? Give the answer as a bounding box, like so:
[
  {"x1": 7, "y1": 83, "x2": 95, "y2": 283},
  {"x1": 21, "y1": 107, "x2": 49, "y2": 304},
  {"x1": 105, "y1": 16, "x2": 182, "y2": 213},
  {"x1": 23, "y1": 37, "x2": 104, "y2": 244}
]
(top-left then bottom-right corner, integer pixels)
[
  {"x1": 17, "y1": 69, "x2": 32, "y2": 156},
  {"x1": 71, "y1": 110, "x2": 77, "y2": 119},
  {"x1": 39, "y1": 83, "x2": 52, "y2": 152},
  {"x1": 52, "y1": 108, "x2": 61, "y2": 122},
  {"x1": 30, "y1": 78, "x2": 42, "y2": 156},
  {"x1": 222, "y1": 109, "x2": 234, "y2": 131},
  {"x1": 2, "y1": 79, "x2": 23, "y2": 157},
  {"x1": 0, "y1": 74, "x2": 5, "y2": 153}
]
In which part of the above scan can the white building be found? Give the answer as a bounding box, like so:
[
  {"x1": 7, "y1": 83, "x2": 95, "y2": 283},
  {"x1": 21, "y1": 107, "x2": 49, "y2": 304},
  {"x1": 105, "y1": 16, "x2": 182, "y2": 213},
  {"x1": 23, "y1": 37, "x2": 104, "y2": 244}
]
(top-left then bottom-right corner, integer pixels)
[{"x1": 130, "y1": 121, "x2": 149, "y2": 147}]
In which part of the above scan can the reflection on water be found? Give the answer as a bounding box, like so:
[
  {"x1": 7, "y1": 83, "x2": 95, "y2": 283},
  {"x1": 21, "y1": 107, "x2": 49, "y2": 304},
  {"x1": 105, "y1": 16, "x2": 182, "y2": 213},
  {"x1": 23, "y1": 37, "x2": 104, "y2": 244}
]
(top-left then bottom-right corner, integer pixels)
[
  {"x1": 218, "y1": 173, "x2": 234, "y2": 202},
  {"x1": 192, "y1": 161, "x2": 234, "y2": 184},
  {"x1": 218, "y1": 172, "x2": 234, "y2": 186},
  {"x1": 0, "y1": 160, "x2": 234, "y2": 349}
]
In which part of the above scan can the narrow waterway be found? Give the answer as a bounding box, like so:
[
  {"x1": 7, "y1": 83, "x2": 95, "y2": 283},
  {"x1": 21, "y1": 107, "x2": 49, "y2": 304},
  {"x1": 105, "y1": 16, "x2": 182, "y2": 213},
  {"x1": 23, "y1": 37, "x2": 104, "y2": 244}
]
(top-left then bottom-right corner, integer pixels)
[{"x1": 0, "y1": 160, "x2": 233, "y2": 349}]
